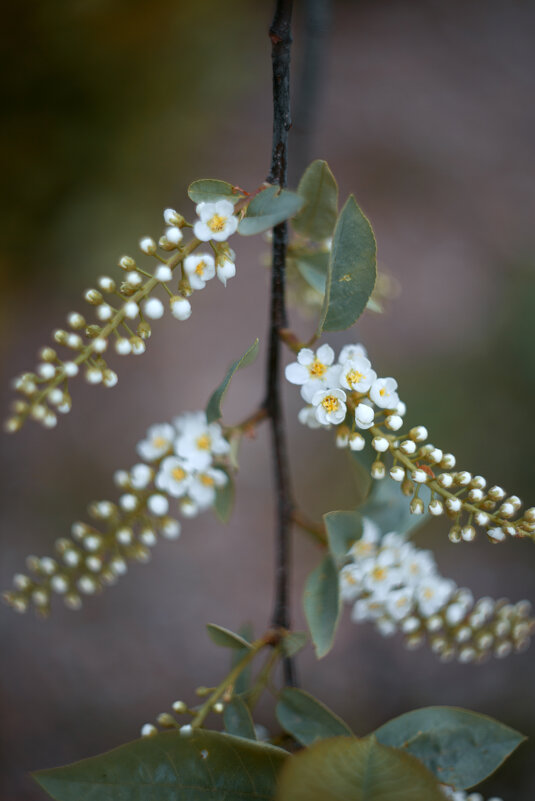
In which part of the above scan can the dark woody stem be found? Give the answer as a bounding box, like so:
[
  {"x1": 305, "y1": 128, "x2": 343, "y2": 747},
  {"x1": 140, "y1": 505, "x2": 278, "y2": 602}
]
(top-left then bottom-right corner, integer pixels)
[{"x1": 264, "y1": 0, "x2": 296, "y2": 687}]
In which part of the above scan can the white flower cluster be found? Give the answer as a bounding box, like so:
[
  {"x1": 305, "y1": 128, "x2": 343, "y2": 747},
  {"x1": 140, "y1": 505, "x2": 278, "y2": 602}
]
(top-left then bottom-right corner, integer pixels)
[
  {"x1": 441, "y1": 786, "x2": 503, "y2": 801},
  {"x1": 5, "y1": 200, "x2": 238, "y2": 433},
  {"x1": 340, "y1": 519, "x2": 534, "y2": 663},
  {"x1": 3, "y1": 411, "x2": 230, "y2": 615},
  {"x1": 286, "y1": 341, "x2": 535, "y2": 544}
]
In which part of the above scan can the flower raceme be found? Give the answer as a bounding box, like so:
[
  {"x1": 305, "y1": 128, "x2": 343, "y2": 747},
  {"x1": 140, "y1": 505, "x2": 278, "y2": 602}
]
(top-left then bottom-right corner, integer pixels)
[
  {"x1": 4, "y1": 202, "x2": 238, "y2": 434},
  {"x1": 340, "y1": 519, "x2": 534, "y2": 663},
  {"x1": 3, "y1": 411, "x2": 231, "y2": 616},
  {"x1": 285, "y1": 342, "x2": 535, "y2": 545}
]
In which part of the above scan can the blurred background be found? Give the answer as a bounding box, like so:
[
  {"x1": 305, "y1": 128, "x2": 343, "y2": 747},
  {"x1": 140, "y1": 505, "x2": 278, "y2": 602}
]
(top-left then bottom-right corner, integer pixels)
[{"x1": 1, "y1": 0, "x2": 535, "y2": 797}]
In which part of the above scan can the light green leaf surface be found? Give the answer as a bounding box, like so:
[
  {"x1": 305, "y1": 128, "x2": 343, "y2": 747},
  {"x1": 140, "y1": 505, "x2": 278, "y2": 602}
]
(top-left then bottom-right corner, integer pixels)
[
  {"x1": 188, "y1": 178, "x2": 244, "y2": 205},
  {"x1": 34, "y1": 729, "x2": 287, "y2": 801},
  {"x1": 303, "y1": 554, "x2": 341, "y2": 659},
  {"x1": 224, "y1": 697, "x2": 257, "y2": 740},
  {"x1": 319, "y1": 195, "x2": 377, "y2": 333},
  {"x1": 280, "y1": 631, "x2": 308, "y2": 658},
  {"x1": 213, "y1": 467, "x2": 235, "y2": 524},
  {"x1": 276, "y1": 736, "x2": 445, "y2": 801},
  {"x1": 206, "y1": 623, "x2": 252, "y2": 650},
  {"x1": 295, "y1": 250, "x2": 329, "y2": 294},
  {"x1": 205, "y1": 339, "x2": 259, "y2": 423},
  {"x1": 324, "y1": 510, "x2": 363, "y2": 566},
  {"x1": 238, "y1": 186, "x2": 304, "y2": 236},
  {"x1": 356, "y1": 479, "x2": 430, "y2": 537},
  {"x1": 292, "y1": 160, "x2": 338, "y2": 240},
  {"x1": 276, "y1": 688, "x2": 353, "y2": 746},
  {"x1": 374, "y1": 706, "x2": 526, "y2": 790}
]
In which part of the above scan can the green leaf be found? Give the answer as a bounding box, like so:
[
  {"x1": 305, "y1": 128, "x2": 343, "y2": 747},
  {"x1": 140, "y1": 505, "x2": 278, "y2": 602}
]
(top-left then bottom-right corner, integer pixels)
[
  {"x1": 295, "y1": 250, "x2": 329, "y2": 295},
  {"x1": 281, "y1": 631, "x2": 308, "y2": 658},
  {"x1": 318, "y1": 195, "x2": 377, "y2": 333},
  {"x1": 357, "y1": 479, "x2": 430, "y2": 537},
  {"x1": 213, "y1": 467, "x2": 235, "y2": 524},
  {"x1": 188, "y1": 178, "x2": 245, "y2": 205},
  {"x1": 238, "y1": 186, "x2": 304, "y2": 236},
  {"x1": 34, "y1": 729, "x2": 287, "y2": 801},
  {"x1": 205, "y1": 339, "x2": 259, "y2": 424},
  {"x1": 374, "y1": 706, "x2": 526, "y2": 790},
  {"x1": 206, "y1": 623, "x2": 252, "y2": 650},
  {"x1": 224, "y1": 697, "x2": 257, "y2": 741},
  {"x1": 276, "y1": 688, "x2": 353, "y2": 746},
  {"x1": 276, "y1": 736, "x2": 445, "y2": 801},
  {"x1": 303, "y1": 554, "x2": 341, "y2": 659},
  {"x1": 292, "y1": 160, "x2": 338, "y2": 241},
  {"x1": 232, "y1": 623, "x2": 254, "y2": 694},
  {"x1": 324, "y1": 510, "x2": 363, "y2": 567}
]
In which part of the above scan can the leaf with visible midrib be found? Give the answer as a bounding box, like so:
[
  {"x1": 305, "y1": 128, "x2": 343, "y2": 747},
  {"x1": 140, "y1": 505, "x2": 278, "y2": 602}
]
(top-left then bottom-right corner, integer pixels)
[
  {"x1": 276, "y1": 736, "x2": 445, "y2": 801},
  {"x1": 318, "y1": 195, "x2": 376, "y2": 333},
  {"x1": 238, "y1": 186, "x2": 304, "y2": 236},
  {"x1": 374, "y1": 706, "x2": 526, "y2": 790},
  {"x1": 188, "y1": 179, "x2": 244, "y2": 205},
  {"x1": 34, "y1": 729, "x2": 288, "y2": 801}
]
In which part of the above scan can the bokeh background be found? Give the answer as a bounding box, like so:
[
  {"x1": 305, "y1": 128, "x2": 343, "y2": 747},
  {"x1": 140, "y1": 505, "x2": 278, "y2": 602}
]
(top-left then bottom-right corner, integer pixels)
[{"x1": 2, "y1": 0, "x2": 535, "y2": 797}]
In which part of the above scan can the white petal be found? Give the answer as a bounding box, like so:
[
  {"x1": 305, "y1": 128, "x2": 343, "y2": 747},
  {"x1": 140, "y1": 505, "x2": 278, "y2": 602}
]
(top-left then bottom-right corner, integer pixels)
[{"x1": 285, "y1": 362, "x2": 309, "y2": 385}]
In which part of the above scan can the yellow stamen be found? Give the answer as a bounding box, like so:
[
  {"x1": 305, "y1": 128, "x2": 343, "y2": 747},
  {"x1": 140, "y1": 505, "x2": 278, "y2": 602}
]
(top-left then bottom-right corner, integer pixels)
[
  {"x1": 153, "y1": 436, "x2": 168, "y2": 449},
  {"x1": 208, "y1": 214, "x2": 227, "y2": 233},
  {"x1": 200, "y1": 474, "x2": 215, "y2": 487},
  {"x1": 308, "y1": 359, "x2": 327, "y2": 378},
  {"x1": 346, "y1": 369, "x2": 364, "y2": 387},
  {"x1": 195, "y1": 260, "x2": 206, "y2": 276},
  {"x1": 372, "y1": 567, "x2": 387, "y2": 582},
  {"x1": 196, "y1": 434, "x2": 211, "y2": 450},
  {"x1": 321, "y1": 395, "x2": 339, "y2": 413},
  {"x1": 379, "y1": 387, "x2": 387, "y2": 397},
  {"x1": 172, "y1": 467, "x2": 186, "y2": 482}
]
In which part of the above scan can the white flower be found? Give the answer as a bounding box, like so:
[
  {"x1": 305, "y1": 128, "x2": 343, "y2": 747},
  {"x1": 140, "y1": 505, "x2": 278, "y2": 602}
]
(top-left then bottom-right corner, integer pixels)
[
  {"x1": 189, "y1": 468, "x2": 227, "y2": 509},
  {"x1": 184, "y1": 253, "x2": 216, "y2": 290},
  {"x1": 143, "y1": 298, "x2": 164, "y2": 320},
  {"x1": 137, "y1": 423, "x2": 175, "y2": 461},
  {"x1": 355, "y1": 402, "x2": 374, "y2": 429},
  {"x1": 285, "y1": 345, "x2": 341, "y2": 402},
  {"x1": 297, "y1": 406, "x2": 322, "y2": 429},
  {"x1": 174, "y1": 411, "x2": 230, "y2": 469},
  {"x1": 386, "y1": 587, "x2": 414, "y2": 621},
  {"x1": 361, "y1": 552, "x2": 404, "y2": 598},
  {"x1": 369, "y1": 377, "x2": 399, "y2": 409},
  {"x1": 339, "y1": 355, "x2": 377, "y2": 393},
  {"x1": 416, "y1": 577, "x2": 455, "y2": 617},
  {"x1": 339, "y1": 343, "x2": 367, "y2": 363},
  {"x1": 402, "y1": 549, "x2": 436, "y2": 586},
  {"x1": 130, "y1": 463, "x2": 153, "y2": 490},
  {"x1": 155, "y1": 457, "x2": 191, "y2": 498},
  {"x1": 216, "y1": 255, "x2": 236, "y2": 286},
  {"x1": 351, "y1": 597, "x2": 385, "y2": 621},
  {"x1": 193, "y1": 200, "x2": 238, "y2": 242},
  {"x1": 340, "y1": 564, "x2": 364, "y2": 601},
  {"x1": 311, "y1": 388, "x2": 347, "y2": 426}
]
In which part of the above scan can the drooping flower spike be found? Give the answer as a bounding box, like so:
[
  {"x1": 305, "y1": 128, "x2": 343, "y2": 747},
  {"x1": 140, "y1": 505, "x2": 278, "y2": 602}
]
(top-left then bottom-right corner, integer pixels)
[
  {"x1": 286, "y1": 342, "x2": 535, "y2": 545},
  {"x1": 5, "y1": 202, "x2": 238, "y2": 434},
  {"x1": 3, "y1": 410, "x2": 230, "y2": 616},
  {"x1": 340, "y1": 519, "x2": 534, "y2": 664}
]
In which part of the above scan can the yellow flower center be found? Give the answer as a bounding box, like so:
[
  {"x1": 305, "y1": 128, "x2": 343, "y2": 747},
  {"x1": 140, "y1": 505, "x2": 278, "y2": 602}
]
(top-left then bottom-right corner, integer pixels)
[
  {"x1": 346, "y1": 369, "x2": 364, "y2": 387},
  {"x1": 208, "y1": 213, "x2": 227, "y2": 233},
  {"x1": 172, "y1": 467, "x2": 187, "y2": 482},
  {"x1": 321, "y1": 395, "x2": 339, "y2": 413},
  {"x1": 152, "y1": 436, "x2": 168, "y2": 449},
  {"x1": 200, "y1": 474, "x2": 215, "y2": 487},
  {"x1": 423, "y1": 588, "x2": 434, "y2": 600},
  {"x1": 372, "y1": 567, "x2": 387, "y2": 582},
  {"x1": 379, "y1": 387, "x2": 387, "y2": 397},
  {"x1": 196, "y1": 434, "x2": 211, "y2": 450},
  {"x1": 308, "y1": 359, "x2": 327, "y2": 378},
  {"x1": 195, "y1": 260, "x2": 206, "y2": 276}
]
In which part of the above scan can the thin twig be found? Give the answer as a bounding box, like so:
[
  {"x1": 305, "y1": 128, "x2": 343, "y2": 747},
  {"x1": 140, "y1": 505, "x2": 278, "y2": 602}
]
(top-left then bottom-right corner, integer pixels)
[{"x1": 265, "y1": 0, "x2": 297, "y2": 688}]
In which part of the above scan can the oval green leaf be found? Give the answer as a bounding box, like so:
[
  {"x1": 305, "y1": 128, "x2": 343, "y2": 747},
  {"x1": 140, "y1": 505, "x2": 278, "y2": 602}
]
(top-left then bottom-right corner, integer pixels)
[
  {"x1": 324, "y1": 510, "x2": 363, "y2": 567},
  {"x1": 374, "y1": 706, "x2": 526, "y2": 790},
  {"x1": 206, "y1": 623, "x2": 252, "y2": 650},
  {"x1": 238, "y1": 186, "x2": 304, "y2": 236},
  {"x1": 224, "y1": 697, "x2": 257, "y2": 740},
  {"x1": 213, "y1": 468, "x2": 235, "y2": 524},
  {"x1": 34, "y1": 729, "x2": 287, "y2": 801},
  {"x1": 276, "y1": 736, "x2": 445, "y2": 801},
  {"x1": 188, "y1": 179, "x2": 245, "y2": 205},
  {"x1": 205, "y1": 339, "x2": 259, "y2": 424},
  {"x1": 318, "y1": 195, "x2": 377, "y2": 333},
  {"x1": 292, "y1": 160, "x2": 338, "y2": 241},
  {"x1": 303, "y1": 554, "x2": 341, "y2": 659},
  {"x1": 281, "y1": 631, "x2": 308, "y2": 658},
  {"x1": 276, "y1": 688, "x2": 353, "y2": 746},
  {"x1": 295, "y1": 250, "x2": 329, "y2": 294}
]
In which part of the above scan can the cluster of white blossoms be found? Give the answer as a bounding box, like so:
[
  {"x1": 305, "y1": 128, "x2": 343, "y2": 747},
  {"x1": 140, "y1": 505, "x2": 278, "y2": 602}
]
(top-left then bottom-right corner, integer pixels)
[
  {"x1": 340, "y1": 519, "x2": 534, "y2": 663},
  {"x1": 3, "y1": 410, "x2": 230, "y2": 615},
  {"x1": 441, "y1": 787, "x2": 503, "y2": 801},
  {"x1": 286, "y1": 342, "x2": 535, "y2": 544},
  {"x1": 5, "y1": 199, "x2": 239, "y2": 433}
]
